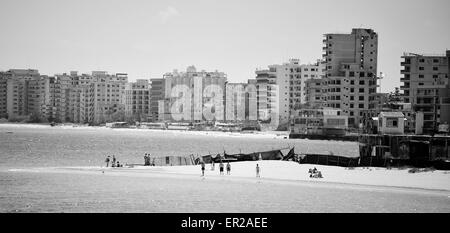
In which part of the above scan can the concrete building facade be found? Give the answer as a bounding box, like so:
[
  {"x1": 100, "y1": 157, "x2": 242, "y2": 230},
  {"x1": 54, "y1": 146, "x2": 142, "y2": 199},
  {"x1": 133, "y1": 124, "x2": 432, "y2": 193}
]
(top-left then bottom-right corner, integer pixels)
[
  {"x1": 124, "y1": 79, "x2": 151, "y2": 122},
  {"x1": 159, "y1": 66, "x2": 227, "y2": 122},
  {"x1": 91, "y1": 72, "x2": 128, "y2": 124},
  {"x1": 322, "y1": 28, "x2": 379, "y2": 128},
  {"x1": 224, "y1": 82, "x2": 257, "y2": 122},
  {"x1": 400, "y1": 51, "x2": 450, "y2": 133},
  {"x1": 3, "y1": 69, "x2": 53, "y2": 121},
  {"x1": 150, "y1": 78, "x2": 165, "y2": 122}
]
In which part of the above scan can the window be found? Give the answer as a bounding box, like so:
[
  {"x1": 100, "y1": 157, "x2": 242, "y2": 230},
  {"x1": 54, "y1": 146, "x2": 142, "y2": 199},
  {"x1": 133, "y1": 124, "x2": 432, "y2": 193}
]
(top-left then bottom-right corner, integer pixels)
[
  {"x1": 433, "y1": 67, "x2": 438, "y2": 71},
  {"x1": 433, "y1": 59, "x2": 439, "y2": 63},
  {"x1": 386, "y1": 118, "x2": 398, "y2": 128},
  {"x1": 350, "y1": 88, "x2": 354, "y2": 93},
  {"x1": 359, "y1": 104, "x2": 364, "y2": 109},
  {"x1": 359, "y1": 88, "x2": 365, "y2": 93},
  {"x1": 350, "y1": 96, "x2": 354, "y2": 100},
  {"x1": 359, "y1": 80, "x2": 365, "y2": 85},
  {"x1": 419, "y1": 67, "x2": 424, "y2": 70},
  {"x1": 359, "y1": 96, "x2": 364, "y2": 101},
  {"x1": 419, "y1": 74, "x2": 424, "y2": 78},
  {"x1": 419, "y1": 83, "x2": 424, "y2": 86},
  {"x1": 419, "y1": 59, "x2": 425, "y2": 63}
]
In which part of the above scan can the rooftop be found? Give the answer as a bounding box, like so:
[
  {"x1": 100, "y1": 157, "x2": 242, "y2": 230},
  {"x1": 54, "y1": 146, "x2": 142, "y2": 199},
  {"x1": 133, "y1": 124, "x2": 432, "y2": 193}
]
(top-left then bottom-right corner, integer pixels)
[{"x1": 379, "y1": 112, "x2": 405, "y2": 118}]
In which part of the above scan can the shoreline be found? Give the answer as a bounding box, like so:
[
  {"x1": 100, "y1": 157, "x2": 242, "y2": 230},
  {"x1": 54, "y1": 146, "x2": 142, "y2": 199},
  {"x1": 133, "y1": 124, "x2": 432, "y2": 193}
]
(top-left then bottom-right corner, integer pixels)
[
  {"x1": 0, "y1": 122, "x2": 291, "y2": 139},
  {"x1": 7, "y1": 161, "x2": 450, "y2": 192}
]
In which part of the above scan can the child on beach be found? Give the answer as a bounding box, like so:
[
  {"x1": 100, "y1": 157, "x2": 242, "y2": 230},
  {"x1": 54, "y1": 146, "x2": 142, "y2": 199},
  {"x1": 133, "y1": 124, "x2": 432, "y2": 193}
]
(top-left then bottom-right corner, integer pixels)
[
  {"x1": 256, "y1": 164, "x2": 260, "y2": 178},
  {"x1": 226, "y1": 162, "x2": 231, "y2": 175}
]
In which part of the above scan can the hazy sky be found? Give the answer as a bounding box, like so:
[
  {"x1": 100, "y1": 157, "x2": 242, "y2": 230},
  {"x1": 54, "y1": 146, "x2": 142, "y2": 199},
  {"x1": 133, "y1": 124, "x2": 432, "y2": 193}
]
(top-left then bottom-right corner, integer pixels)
[{"x1": 1, "y1": 0, "x2": 449, "y2": 92}]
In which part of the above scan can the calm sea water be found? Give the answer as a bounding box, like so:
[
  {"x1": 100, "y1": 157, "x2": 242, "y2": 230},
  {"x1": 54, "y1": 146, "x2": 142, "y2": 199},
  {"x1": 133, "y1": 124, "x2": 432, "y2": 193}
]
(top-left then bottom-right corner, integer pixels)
[
  {"x1": 1, "y1": 124, "x2": 448, "y2": 213},
  {"x1": 0, "y1": 124, "x2": 358, "y2": 168}
]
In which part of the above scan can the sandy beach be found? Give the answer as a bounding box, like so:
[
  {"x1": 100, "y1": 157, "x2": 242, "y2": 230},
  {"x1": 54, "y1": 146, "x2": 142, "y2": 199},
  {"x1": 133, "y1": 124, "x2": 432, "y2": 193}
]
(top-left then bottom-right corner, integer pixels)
[{"x1": 9, "y1": 160, "x2": 450, "y2": 192}]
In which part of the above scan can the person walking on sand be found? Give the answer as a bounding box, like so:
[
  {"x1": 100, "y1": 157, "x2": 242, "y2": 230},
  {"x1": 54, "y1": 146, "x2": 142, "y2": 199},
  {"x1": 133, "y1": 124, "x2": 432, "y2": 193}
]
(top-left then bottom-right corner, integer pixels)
[
  {"x1": 219, "y1": 162, "x2": 224, "y2": 175},
  {"x1": 201, "y1": 162, "x2": 206, "y2": 177},
  {"x1": 112, "y1": 155, "x2": 116, "y2": 167},
  {"x1": 105, "y1": 155, "x2": 111, "y2": 167},
  {"x1": 226, "y1": 162, "x2": 231, "y2": 175},
  {"x1": 256, "y1": 164, "x2": 261, "y2": 178}
]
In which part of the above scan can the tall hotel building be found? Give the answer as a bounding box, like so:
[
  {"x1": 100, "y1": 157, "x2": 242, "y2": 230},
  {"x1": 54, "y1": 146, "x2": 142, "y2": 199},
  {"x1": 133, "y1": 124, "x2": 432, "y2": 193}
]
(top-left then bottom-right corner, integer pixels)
[
  {"x1": 159, "y1": 66, "x2": 227, "y2": 122},
  {"x1": 255, "y1": 59, "x2": 323, "y2": 128},
  {"x1": 322, "y1": 28, "x2": 379, "y2": 127},
  {"x1": 1, "y1": 69, "x2": 53, "y2": 121},
  {"x1": 224, "y1": 81, "x2": 257, "y2": 122},
  {"x1": 150, "y1": 78, "x2": 165, "y2": 122},
  {"x1": 0, "y1": 71, "x2": 10, "y2": 119},
  {"x1": 91, "y1": 71, "x2": 128, "y2": 124},
  {"x1": 124, "y1": 79, "x2": 151, "y2": 122},
  {"x1": 400, "y1": 50, "x2": 450, "y2": 133}
]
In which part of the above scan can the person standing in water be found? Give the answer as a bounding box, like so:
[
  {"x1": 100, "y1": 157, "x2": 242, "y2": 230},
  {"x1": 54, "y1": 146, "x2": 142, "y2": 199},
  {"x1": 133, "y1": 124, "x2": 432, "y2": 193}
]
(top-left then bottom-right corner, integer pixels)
[
  {"x1": 256, "y1": 164, "x2": 261, "y2": 178},
  {"x1": 226, "y1": 162, "x2": 231, "y2": 175},
  {"x1": 105, "y1": 156, "x2": 111, "y2": 167}
]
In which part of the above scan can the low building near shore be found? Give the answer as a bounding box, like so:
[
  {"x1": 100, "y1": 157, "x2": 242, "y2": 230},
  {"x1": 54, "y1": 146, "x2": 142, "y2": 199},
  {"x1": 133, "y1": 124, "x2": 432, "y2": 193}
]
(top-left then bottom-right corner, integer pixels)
[
  {"x1": 290, "y1": 108, "x2": 348, "y2": 136},
  {"x1": 377, "y1": 112, "x2": 405, "y2": 135}
]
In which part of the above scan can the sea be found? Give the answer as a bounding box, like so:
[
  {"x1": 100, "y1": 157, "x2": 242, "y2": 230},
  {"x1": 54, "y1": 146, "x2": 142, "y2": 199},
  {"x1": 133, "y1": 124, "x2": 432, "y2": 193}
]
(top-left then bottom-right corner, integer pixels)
[{"x1": 0, "y1": 124, "x2": 449, "y2": 213}]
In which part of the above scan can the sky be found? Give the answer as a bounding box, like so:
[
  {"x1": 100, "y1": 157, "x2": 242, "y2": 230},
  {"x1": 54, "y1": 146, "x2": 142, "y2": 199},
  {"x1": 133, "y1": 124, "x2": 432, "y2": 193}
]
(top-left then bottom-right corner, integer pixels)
[{"x1": 0, "y1": 0, "x2": 449, "y2": 92}]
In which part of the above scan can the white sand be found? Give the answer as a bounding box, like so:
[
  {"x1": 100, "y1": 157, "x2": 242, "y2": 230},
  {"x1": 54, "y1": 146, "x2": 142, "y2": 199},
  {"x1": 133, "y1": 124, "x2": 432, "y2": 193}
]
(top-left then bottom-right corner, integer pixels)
[{"x1": 10, "y1": 161, "x2": 450, "y2": 192}]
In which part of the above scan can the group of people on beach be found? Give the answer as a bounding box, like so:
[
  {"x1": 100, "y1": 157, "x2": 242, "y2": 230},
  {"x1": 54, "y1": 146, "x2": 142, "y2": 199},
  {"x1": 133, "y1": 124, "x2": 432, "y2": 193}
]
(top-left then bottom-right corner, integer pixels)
[
  {"x1": 308, "y1": 167, "x2": 323, "y2": 178},
  {"x1": 105, "y1": 155, "x2": 123, "y2": 168},
  {"x1": 201, "y1": 161, "x2": 261, "y2": 178},
  {"x1": 144, "y1": 153, "x2": 155, "y2": 166},
  {"x1": 202, "y1": 161, "x2": 232, "y2": 176}
]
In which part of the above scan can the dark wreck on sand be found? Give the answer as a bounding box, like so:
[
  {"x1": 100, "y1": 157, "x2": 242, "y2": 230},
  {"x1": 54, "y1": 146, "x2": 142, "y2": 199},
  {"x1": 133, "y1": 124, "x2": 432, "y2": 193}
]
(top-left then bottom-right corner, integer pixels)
[{"x1": 139, "y1": 135, "x2": 450, "y2": 170}]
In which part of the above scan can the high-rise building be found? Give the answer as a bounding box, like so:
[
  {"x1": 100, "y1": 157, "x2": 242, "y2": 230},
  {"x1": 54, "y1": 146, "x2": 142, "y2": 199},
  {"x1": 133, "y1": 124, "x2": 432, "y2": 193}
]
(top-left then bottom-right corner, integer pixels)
[
  {"x1": 400, "y1": 50, "x2": 450, "y2": 133},
  {"x1": 255, "y1": 60, "x2": 297, "y2": 127},
  {"x1": 124, "y1": 79, "x2": 151, "y2": 122},
  {"x1": 305, "y1": 78, "x2": 325, "y2": 108},
  {"x1": 322, "y1": 28, "x2": 379, "y2": 127},
  {"x1": 0, "y1": 71, "x2": 11, "y2": 119},
  {"x1": 91, "y1": 71, "x2": 128, "y2": 124},
  {"x1": 3, "y1": 69, "x2": 53, "y2": 121},
  {"x1": 255, "y1": 59, "x2": 323, "y2": 129},
  {"x1": 224, "y1": 82, "x2": 257, "y2": 122},
  {"x1": 293, "y1": 60, "x2": 325, "y2": 109},
  {"x1": 150, "y1": 78, "x2": 165, "y2": 122},
  {"x1": 52, "y1": 72, "x2": 94, "y2": 123},
  {"x1": 160, "y1": 66, "x2": 227, "y2": 122}
]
